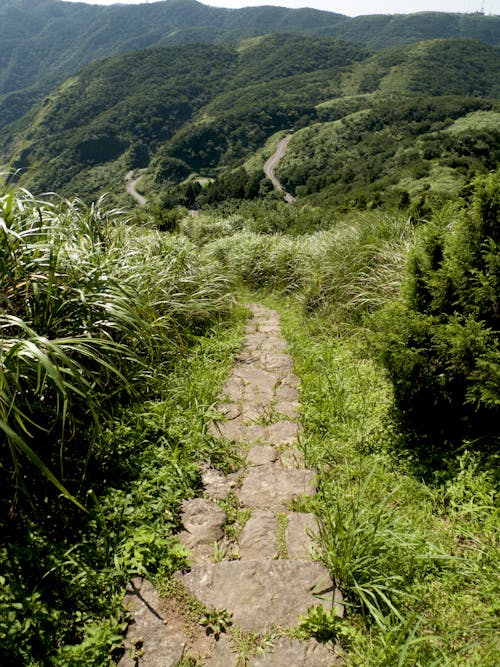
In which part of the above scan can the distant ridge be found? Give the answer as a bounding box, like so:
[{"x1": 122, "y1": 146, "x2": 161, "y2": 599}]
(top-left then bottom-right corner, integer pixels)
[
  {"x1": 0, "y1": 1, "x2": 498, "y2": 97},
  {"x1": 3, "y1": 34, "x2": 498, "y2": 202}
]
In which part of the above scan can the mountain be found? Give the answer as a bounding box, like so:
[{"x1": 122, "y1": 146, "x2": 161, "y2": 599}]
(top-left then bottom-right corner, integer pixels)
[
  {"x1": 0, "y1": 0, "x2": 499, "y2": 130},
  {"x1": 2, "y1": 34, "x2": 498, "y2": 206},
  {"x1": 1, "y1": 35, "x2": 365, "y2": 196}
]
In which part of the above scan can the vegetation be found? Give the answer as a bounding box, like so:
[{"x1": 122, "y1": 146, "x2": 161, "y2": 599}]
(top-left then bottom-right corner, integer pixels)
[
  {"x1": 376, "y1": 172, "x2": 500, "y2": 467},
  {"x1": 0, "y1": 185, "x2": 239, "y2": 664},
  {"x1": 2, "y1": 36, "x2": 499, "y2": 206},
  {"x1": 1, "y1": 0, "x2": 498, "y2": 132},
  {"x1": 179, "y1": 172, "x2": 499, "y2": 665},
  {"x1": 0, "y1": 9, "x2": 499, "y2": 664}
]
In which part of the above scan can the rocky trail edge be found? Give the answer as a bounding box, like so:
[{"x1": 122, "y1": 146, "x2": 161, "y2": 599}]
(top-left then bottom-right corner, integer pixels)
[{"x1": 118, "y1": 304, "x2": 343, "y2": 666}]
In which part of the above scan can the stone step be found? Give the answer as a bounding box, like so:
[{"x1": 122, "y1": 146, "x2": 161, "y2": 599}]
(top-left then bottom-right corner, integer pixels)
[
  {"x1": 246, "y1": 444, "x2": 279, "y2": 466},
  {"x1": 178, "y1": 560, "x2": 334, "y2": 633},
  {"x1": 249, "y1": 637, "x2": 339, "y2": 666},
  {"x1": 178, "y1": 498, "x2": 226, "y2": 566},
  {"x1": 238, "y1": 465, "x2": 316, "y2": 509},
  {"x1": 285, "y1": 512, "x2": 319, "y2": 560},
  {"x1": 118, "y1": 578, "x2": 186, "y2": 667},
  {"x1": 212, "y1": 418, "x2": 300, "y2": 446},
  {"x1": 238, "y1": 510, "x2": 279, "y2": 560},
  {"x1": 204, "y1": 635, "x2": 338, "y2": 667}
]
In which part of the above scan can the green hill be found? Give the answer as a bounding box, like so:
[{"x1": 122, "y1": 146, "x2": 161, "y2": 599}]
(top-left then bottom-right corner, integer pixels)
[
  {"x1": 0, "y1": 0, "x2": 499, "y2": 130},
  {"x1": 2, "y1": 34, "x2": 498, "y2": 206},
  {"x1": 1, "y1": 35, "x2": 367, "y2": 198}
]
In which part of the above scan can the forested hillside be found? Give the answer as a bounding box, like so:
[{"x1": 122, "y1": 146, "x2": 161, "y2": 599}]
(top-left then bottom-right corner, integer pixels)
[
  {"x1": 0, "y1": 0, "x2": 499, "y2": 130},
  {"x1": 2, "y1": 34, "x2": 498, "y2": 209},
  {"x1": 0, "y1": 4, "x2": 499, "y2": 666}
]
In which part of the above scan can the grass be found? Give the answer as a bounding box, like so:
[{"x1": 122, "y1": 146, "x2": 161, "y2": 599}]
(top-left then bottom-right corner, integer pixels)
[
  {"x1": 202, "y1": 210, "x2": 413, "y2": 326},
  {"x1": 277, "y1": 298, "x2": 499, "y2": 666},
  {"x1": 0, "y1": 186, "x2": 242, "y2": 664},
  {"x1": 2, "y1": 185, "x2": 498, "y2": 664},
  {"x1": 0, "y1": 188, "x2": 233, "y2": 510}
]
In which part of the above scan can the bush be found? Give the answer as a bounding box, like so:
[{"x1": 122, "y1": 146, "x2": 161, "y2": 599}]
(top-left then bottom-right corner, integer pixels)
[
  {"x1": 376, "y1": 171, "x2": 500, "y2": 466},
  {"x1": 0, "y1": 187, "x2": 232, "y2": 512}
]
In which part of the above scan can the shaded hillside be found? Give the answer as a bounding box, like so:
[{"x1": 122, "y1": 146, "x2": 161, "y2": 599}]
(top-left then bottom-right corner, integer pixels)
[
  {"x1": 269, "y1": 39, "x2": 500, "y2": 209},
  {"x1": 0, "y1": 0, "x2": 499, "y2": 130},
  {"x1": 277, "y1": 96, "x2": 500, "y2": 210},
  {"x1": 2, "y1": 35, "x2": 499, "y2": 205},
  {"x1": 2, "y1": 35, "x2": 366, "y2": 198},
  {"x1": 337, "y1": 11, "x2": 500, "y2": 50},
  {"x1": 342, "y1": 39, "x2": 500, "y2": 97}
]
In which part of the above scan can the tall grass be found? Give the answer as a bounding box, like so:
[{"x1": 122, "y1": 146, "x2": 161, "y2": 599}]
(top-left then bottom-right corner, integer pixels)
[
  {"x1": 0, "y1": 187, "x2": 231, "y2": 512},
  {"x1": 202, "y1": 211, "x2": 414, "y2": 323}
]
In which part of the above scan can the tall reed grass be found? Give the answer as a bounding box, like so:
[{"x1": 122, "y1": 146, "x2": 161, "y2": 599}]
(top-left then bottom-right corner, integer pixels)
[
  {"x1": 202, "y1": 211, "x2": 414, "y2": 323},
  {"x1": 0, "y1": 187, "x2": 231, "y2": 512}
]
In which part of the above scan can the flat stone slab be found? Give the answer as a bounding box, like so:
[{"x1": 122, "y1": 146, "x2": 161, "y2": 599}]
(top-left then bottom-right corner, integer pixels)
[
  {"x1": 203, "y1": 634, "x2": 238, "y2": 666},
  {"x1": 201, "y1": 468, "x2": 236, "y2": 500},
  {"x1": 118, "y1": 578, "x2": 186, "y2": 667},
  {"x1": 217, "y1": 402, "x2": 241, "y2": 420},
  {"x1": 245, "y1": 333, "x2": 289, "y2": 354},
  {"x1": 274, "y1": 399, "x2": 300, "y2": 420},
  {"x1": 233, "y1": 365, "x2": 277, "y2": 394},
  {"x1": 285, "y1": 513, "x2": 318, "y2": 560},
  {"x1": 266, "y1": 420, "x2": 300, "y2": 445},
  {"x1": 246, "y1": 445, "x2": 279, "y2": 466},
  {"x1": 249, "y1": 637, "x2": 336, "y2": 666},
  {"x1": 180, "y1": 498, "x2": 226, "y2": 541},
  {"x1": 260, "y1": 352, "x2": 294, "y2": 371},
  {"x1": 215, "y1": 420, "x2": 267, "y2": 443},
  {"x1": 238, "y1": 466, "x2": 316, "y2": 509},
  {"x1": 238, "y1": 510, "x2": 279, "y2": 560},
  {"x1": 179, "y1": 560, "x2": 333, "y2": 632},
  {"x1": 279, "y1": 447, "x2": 305, "y2": 470}
]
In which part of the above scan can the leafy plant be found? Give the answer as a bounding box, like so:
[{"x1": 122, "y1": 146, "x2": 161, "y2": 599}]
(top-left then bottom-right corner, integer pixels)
[
  {"x1": 200, "y1": 608, "x2": 233, "y2": 640},
  {"x1": 376, "y1": 171, "x2": 500, "y2": 465},
  {"x1": 296, "y1": 604, "x2": 342, "y2": 642}
]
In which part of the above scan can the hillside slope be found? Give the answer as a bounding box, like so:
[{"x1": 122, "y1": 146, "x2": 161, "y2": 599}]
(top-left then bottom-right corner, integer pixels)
[
  {"x1": 0, "y1": 0, "x2": 499, "y2": 130},
  {"x1": 2, "y1": 36, "x2": 499, "y2": 205},
  {"x1": 1, "y1": 35, "x2": 366, "y2": 197}
]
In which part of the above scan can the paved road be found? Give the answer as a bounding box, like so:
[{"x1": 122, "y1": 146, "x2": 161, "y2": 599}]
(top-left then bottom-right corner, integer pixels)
[
  {"x1": 125, "y1": 170, "x2": 147, "y2": 206},
  {"x1": 263, "y1": 135, "x2": 295, "y2": 204}
]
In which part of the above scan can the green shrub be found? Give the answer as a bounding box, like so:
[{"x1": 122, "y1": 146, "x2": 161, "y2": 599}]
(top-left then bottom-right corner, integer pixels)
[
  {"x1": 0, "y1": 187, "x2": 231, "y2": 511},
  {"x1": 376, "y1": 171, "x2": 500, "y2": 466}
]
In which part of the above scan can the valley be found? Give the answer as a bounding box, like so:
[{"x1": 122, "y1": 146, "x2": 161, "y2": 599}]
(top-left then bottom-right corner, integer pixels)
[{"x1": 0, "y1": 2, "x2": 499, "y2": 666}]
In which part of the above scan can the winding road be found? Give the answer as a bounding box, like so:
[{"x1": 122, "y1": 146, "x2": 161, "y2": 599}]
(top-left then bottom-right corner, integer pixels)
[
  {"x1": 264, "y1": 135, "x2": 295, "y2": 204},
  {"x1": 125, "y1": 135, "x2": 295, "y2": 208},
  {"x1": 125, "y1": 170, "x2": 147, "y2": 206}
]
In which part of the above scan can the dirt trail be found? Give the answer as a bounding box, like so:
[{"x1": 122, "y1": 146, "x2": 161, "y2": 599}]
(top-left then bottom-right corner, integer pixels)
[
  {"x1": 264, "y1": 136, "x2": 296, "y2": 204},
  {"x1": 125, "y1": 170, "x2": 147, "y2": 206},
  {"x1": 119, "y1": 305, "x2": 343, "y2": 666}
]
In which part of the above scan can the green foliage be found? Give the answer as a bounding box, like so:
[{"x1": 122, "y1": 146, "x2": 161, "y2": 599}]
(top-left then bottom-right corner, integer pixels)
[
  {"x1": 376, "y1": 172, "x2": 500, "y2": 465},
  {"x1": 318, "y1": 464, "x2": 439, "y2": 624},
  {"x1": 201, "y1": 607, "x2": 233, "y2": 640},
  {"x1": 296, "y1": 605, "x2": 343, "y2": 643},
  {"x1": 0, "y1": 187, "x2": 232, "y2": 510},
  {"x1": 0, "y1": 185, "x2": 239, "y2": 663},
  {"x1": 203, "y1": 209, "x2": 413, "y2": 325},
  {"x1": 0, "y1": 313, "x2": 242, "y2": 665},
  {"x1": 4, "y1": 34, "x2": 499, "y2": 205},
  {"x1": 279, "y1": 300, "x2": 498, "y2": 666},
  {"x1": 278, "y1": 95, "x2": 499, "y2": 210},
  {"x1": 2, "y1": 1, "x2": 497, "y2": 135}
]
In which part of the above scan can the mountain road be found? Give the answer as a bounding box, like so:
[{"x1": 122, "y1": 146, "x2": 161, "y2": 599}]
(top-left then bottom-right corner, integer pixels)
[{"x1": 263, "y1": 135, "x2": 295, "y2": 204}]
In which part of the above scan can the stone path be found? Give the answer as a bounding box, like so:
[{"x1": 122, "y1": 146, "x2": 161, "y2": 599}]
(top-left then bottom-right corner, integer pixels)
[{"x1": 119, "y1": 304, "x2": 343, "y2": 666}]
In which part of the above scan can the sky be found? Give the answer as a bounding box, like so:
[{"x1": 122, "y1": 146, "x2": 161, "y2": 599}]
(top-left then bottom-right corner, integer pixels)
[{"x1": 63, "y1": 0, "x2": 500, "y2": 18}]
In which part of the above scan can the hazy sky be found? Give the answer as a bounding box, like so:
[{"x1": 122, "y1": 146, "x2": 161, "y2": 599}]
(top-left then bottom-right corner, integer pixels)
[{"x1": 63, "y1": 0, "x2": 500, "y2": 18}]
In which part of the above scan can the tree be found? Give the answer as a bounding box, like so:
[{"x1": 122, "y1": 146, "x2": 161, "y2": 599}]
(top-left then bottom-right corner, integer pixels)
[{"x1": 377, "y1": 171, "x2": 500, "y2": 467}]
